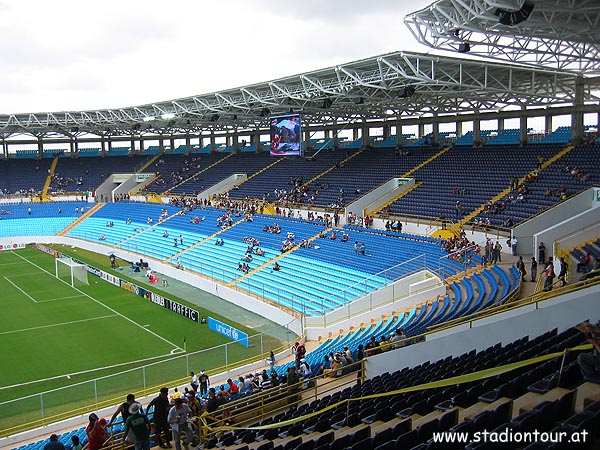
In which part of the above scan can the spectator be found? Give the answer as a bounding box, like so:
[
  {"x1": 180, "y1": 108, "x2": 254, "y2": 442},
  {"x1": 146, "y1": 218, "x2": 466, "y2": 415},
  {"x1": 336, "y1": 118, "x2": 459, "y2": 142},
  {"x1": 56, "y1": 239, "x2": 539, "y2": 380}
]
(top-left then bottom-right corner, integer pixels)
[
  {"x1": 190, "y1": 372, "x2": 199, "y2": 393},
  {"x1": 510, "y1": 236, "x2": 518, "y2": 256},
  {"x1": 43, "y1": 434, "x2": 64, "y2": 450},
  {"x1": 543, "y1": 260, "x2": 555, "y2": 292},
  {"x1": 391, "y1": 328, "x2": 407, "y2": 349},
  {"x1": 576, "y1": 321, "x2": 600, "y2": 383},
  {"x1": 356, "y1": 344, "x2": 365, "y2": 385},
  {"x1": 531, "y1": 257, "x2": 538, "y2": 282},
  {"x1": 298, "y1": 358, "x2": 312, "y2": 379},
  {"x1": 146, "y1": 387, "x2": 172, "y2": 449},
  {"x1": 86, "y1": 413, "x2": 107, "y2": 450},
  {"x1": 186, "y1": 392, "x2": 202, "y2": 416},
  {"x1": 538, "y1": 242, "x2": 546, "y2": 266},
  {"x1": 70, "y1": 436, "x2": 82, "y2": 450},
  {"x1": 516, "y1": 256, "x2": 527, "y2": 281},
  {"x1": 227, "y1": 378, "x2": 239, "y2": 398},
  {"x1": 109, "y1": 393, "x2": 138, "y2": 426},
  {"x1": 124, "y1": 402, "x2": 151, "y2": 450},
  {"x1": 168, "y1": 398, "x2": 192, "y2": 450},
  {"x1": 286, "y1": 367, "x2": 300, "y2": 404},
  {"x1": 199, "y1": 371, "x2": 210, "y2": 397},
  {"x1": 268, "y1": 350, "x2": 276, "y2": 371},
  {"x1": 344, "y1": 345, "x2": 354, "y2": 364},
  {"x1": 576, "y1": 252, "x2": 591, "y2": 273},
  {"x1": 558, "y1": 257, "x2": 568, "y2": 286}
]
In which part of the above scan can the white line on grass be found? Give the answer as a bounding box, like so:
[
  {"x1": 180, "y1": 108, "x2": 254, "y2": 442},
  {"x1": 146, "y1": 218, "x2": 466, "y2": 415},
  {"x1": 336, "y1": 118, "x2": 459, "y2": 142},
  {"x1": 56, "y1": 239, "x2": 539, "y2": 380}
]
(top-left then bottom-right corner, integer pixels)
[
  {"x1": 0, "y1": 314, "x2": 118, "y2": 335},
  {"x1": 3, "y1": 276, "x2": 38, "y2": 303},
  {"x1": 0, "y1": 261, "x2": 29, "y2": 267},
  {"x1": 0, "y1": 349, "x2": 185, "y2": 390},
  {"x1": 3, "y1": 276, "x2": 83, "y2": 303},
  {"x1": 4, "y1": 272, "x2": 46, "y2": 277},
  {"x1": 38, "y1": 294, "x2": 87, "y2": 303},
  {"x1": 11, "y1": 251, "x2": 184, "y2": 351}
]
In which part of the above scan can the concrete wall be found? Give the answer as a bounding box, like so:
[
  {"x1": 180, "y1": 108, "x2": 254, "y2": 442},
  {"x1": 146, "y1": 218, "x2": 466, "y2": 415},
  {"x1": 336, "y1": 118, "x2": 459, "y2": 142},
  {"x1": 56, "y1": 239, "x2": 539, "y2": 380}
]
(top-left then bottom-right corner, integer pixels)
[
  {"x1": 366, "y1": 283, "x2": 600, "y2": 378},
  {"x1": 515, "y1": 187, "x2": 598, "y2": 256},
  {"x1": 199, "y1": 173, "x2": 247, "y2": 201},
  {"x1": 344, "y1": 177, "x2": 414, "y2": 218},
  {"x1": 305, "y1": 270, "x2": 444, "y2": 339}
]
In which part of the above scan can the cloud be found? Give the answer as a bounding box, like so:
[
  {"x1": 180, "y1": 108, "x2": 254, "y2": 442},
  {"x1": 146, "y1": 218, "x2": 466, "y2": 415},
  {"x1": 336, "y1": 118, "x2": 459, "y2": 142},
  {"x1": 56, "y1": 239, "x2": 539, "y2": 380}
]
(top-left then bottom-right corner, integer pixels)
[
  {"x1": 0, "y1": 0, "x2": 432, "y2": 113},
  {"x1": 250, "y1": 0, "x2": 406, "y2": 21}
]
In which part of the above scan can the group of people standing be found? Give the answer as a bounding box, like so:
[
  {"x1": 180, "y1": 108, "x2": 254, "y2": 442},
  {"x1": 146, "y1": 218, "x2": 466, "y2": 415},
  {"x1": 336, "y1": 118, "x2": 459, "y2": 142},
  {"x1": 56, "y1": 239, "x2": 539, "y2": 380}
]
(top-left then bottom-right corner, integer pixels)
[{"x1": 514, "y1": 241, "x2": 568, "y2": 291}]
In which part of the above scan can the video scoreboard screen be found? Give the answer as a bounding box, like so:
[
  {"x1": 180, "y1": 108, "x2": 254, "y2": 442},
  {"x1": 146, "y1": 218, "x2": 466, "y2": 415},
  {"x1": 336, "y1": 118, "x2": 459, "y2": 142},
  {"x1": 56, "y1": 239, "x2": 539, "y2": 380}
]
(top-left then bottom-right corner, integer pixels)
[{"x1": 269, "y1": 113, "x2": 301, "y2": 156}]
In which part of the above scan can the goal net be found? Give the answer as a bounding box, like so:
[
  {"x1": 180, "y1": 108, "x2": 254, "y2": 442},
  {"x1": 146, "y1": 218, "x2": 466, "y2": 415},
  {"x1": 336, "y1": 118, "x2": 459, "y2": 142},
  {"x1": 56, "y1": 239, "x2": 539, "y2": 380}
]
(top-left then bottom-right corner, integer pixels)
[{"x1": 55, "y1": 256, "x2": 89, "y2": 287}]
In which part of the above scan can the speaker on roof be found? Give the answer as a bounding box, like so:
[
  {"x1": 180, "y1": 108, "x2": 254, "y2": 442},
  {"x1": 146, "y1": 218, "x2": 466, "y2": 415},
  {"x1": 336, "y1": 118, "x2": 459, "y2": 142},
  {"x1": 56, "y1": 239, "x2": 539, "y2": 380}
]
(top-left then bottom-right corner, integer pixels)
[
  {"x1": 496, "y1": 2, "x2": 534, "y2": 26},
  {"x1": 458, "y1": 42, "x2": 471, "y2": 53}
]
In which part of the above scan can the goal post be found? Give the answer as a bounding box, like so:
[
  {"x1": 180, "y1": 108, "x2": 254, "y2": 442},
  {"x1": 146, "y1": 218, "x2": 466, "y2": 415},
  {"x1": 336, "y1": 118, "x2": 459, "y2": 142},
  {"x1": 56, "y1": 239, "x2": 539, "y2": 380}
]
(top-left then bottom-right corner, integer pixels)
[{"x1": 55, "y1": 256, "x2": 89, "y2": 287}]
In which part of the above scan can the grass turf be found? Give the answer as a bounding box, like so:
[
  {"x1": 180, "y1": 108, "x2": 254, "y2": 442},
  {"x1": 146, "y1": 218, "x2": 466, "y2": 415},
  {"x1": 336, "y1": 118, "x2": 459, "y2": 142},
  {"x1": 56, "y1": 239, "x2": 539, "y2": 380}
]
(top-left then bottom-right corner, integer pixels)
[{"x1": 0, "y1": 246, "x2": 283, "y2": 435}]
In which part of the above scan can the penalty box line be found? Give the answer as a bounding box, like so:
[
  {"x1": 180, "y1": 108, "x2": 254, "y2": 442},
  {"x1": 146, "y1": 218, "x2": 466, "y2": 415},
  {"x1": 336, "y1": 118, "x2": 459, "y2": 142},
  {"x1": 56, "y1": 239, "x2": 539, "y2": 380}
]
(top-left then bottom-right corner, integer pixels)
[
  {"x1": 3, "y1": 273, "x2": 84, "y2": 303},
  {"x1": 0, "y1": 314, "x2": 118, "y2": 335}
]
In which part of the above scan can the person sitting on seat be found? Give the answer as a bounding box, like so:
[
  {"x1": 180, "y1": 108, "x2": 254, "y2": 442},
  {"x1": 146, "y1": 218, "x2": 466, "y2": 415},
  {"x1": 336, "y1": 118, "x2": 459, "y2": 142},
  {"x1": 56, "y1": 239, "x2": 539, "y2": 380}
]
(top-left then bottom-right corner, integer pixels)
[
  {"x1": 272, "y1": 262, "x2": 281, "y2": 271},
  {"x1": 575, "y1": 321, "x2": 600, "y2": 383},
  {"x1": 577, "y1": 252, "x2": 592, "y2": 273},
  {"x1": 340, "y1": 232, "x2": 349, "y2": 242}
]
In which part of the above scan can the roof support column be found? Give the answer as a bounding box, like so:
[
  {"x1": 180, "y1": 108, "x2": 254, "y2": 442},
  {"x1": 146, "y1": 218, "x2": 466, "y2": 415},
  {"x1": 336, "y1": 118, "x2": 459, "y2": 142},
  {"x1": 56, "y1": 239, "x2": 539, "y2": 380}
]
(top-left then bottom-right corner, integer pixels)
[
  {"x1": 130, "y1": 135, "x2": 135, "y2": 155},
  {"x1": 210, "y1": 133, "x2": 216, "y2": 153},
  {"x1": 456, "y1": 121, "x2": 462, "y2": 139},
  {"x1": 185, "y1": 134, "x2": 191, "y2": 154},
  {"x1": 158, "y1": 136, "x2": 165, "y2": 154},
  {"x1": 332, "y1": 120, "x2": 339, "y2": 149},
  {"x1": 571, "y1": 76, "x2": 585, "y2": 145},
  {"x1": 473, "y1": 115, "x2": 481, "y2": 147},
  {"x1": 303, "y1": 129, "x2": 310, "y2": 150},
  {"x1": 254, "y1": 129, "x2": 262, "y2": 153},
  {"x1": 362, "y1": 121, "x2": 370, "y2": 148},
  {"x1": 232, "y1": 132, "x2": 239, "y2": 153},
  {"x1": 432, "y1": 114, "x2": 439, "y2": 147},
  {"x1": 383, "y1": 124, "x2": 391, "y2": 139},
  {"x1": 395, "y1": 120, "x2": 403, "y2": 148},
  {"x1": 545, "y1": 114, "x2": 553, "y2": 135},
  {"x1": 139, "y1": 135, "x2": 145, "y2": 153},
  {"x1": 1, "y1": 138, "x2": 7, "y2": 158},
  {"x1": 170, "y1": 135, "x2": 175, "y2": 153},
  {"x1": 353, "y1": 127, "x2": 359, "y2": 141},
  {"x1": 37, "y1": 137, "x2": 43, "y2": 159},
  {"x1": 520, "y1": 110, "x2": 528, "y2": 146},
  {"x1": 73, "y1": 138, "x2": 79, "y2": 157}
]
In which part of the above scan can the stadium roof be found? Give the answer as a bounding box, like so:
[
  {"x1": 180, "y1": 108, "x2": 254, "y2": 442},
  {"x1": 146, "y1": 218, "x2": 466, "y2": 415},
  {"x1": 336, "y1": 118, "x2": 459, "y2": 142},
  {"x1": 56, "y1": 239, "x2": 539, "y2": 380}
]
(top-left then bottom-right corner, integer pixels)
[
  {"x1": 1, "y1": 0, "x2": 599, "y2": 141},
  {"x1": 405, "y1": 0, "x2": 600, "y2": 72},
  {"x1": 0, "y1": 51, "x2": 593, "y2": 140}
]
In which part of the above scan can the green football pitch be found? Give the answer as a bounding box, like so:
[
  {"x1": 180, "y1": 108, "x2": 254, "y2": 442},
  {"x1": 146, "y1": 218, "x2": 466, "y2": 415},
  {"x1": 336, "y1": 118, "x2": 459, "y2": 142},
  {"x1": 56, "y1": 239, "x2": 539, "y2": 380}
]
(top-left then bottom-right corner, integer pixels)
[{"x1": 0, "y1": 246, "x2": 285, "y2": 435}]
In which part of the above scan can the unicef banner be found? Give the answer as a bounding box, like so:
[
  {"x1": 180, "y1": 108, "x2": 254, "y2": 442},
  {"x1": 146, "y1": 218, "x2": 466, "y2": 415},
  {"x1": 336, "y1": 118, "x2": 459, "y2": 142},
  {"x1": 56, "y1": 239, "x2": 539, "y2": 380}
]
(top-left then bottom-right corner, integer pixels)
[{"x1": 208, "y1": 316, "x2": 249, "y2": 347}]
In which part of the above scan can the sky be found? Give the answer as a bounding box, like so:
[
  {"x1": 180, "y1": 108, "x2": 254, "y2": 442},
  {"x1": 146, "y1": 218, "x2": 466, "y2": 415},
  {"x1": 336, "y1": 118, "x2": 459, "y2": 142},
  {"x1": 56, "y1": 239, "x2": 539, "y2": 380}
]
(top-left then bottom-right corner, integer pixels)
[{"x1": 0, "y1": 0, "x2": 433, "y2": 115}]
